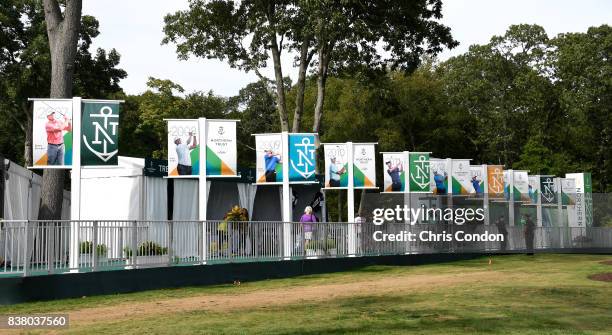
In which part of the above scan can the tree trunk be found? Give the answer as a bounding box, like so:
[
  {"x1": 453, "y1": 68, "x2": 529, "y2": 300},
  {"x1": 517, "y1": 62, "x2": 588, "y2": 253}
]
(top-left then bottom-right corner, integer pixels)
[
  {"x1": 39, "y1": 0, "x2": 82, "y2": 221},
  {"x1": 291, "y1": 39, "x2": 313, "y2": 133},
  {"x1": 312, "y1": 45, "x2": 331, "y2": 134},
  {"x1": 269, "y1": 36, "x2": 289, "y2": 132}
]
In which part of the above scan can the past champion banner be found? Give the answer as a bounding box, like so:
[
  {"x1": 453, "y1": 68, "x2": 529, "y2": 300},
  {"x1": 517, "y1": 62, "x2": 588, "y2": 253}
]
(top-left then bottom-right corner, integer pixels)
[
  {"x1": 255, "y1": 134, "x2": 283, "y2": 184},
  {"x1": 32, "y1": 99, "x2": 73, "y2": 167},
  {"x1": 206, "y1": 120, "x2": 237, "y2": 177},
  {"x1": 408, "y1": 152, "x2": 430, "y2": 193},
  {"x1": 469, "y1": 165, "x2": 485, "y2": 194},
  {"x1": 528, "y1": 175, "x2": 540, "y2": 204},
  {"x1": 352, "y1": 144, "x2": 376, "y2": 188},
  {"x1": 167, "y1": 120, "x2": 199, "y2": 177},
  {"x1": 430, "y1": 158, "x2": 449, "y2": 195},
  {"x1": 323, "y1": 144, "x2": 348, "y2": 188},
  {"x1": 382, "y1": 152, "x2": 406, "y2": 192}
]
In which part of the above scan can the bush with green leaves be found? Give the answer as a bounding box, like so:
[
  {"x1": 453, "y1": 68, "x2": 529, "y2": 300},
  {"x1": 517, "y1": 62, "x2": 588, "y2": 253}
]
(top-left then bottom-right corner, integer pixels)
[
  {"x1": 79, "y1": 241, "x2": 108, "y2": 256},
  {"x1": 124, "y1": 241, "x2": 168, "y2": 257}
]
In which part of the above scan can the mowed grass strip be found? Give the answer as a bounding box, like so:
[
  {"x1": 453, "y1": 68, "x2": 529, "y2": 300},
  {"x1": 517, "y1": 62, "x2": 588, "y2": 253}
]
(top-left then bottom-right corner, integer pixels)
[{"x1": 3, "y1": 254, "x2": 612, "y2": 334}]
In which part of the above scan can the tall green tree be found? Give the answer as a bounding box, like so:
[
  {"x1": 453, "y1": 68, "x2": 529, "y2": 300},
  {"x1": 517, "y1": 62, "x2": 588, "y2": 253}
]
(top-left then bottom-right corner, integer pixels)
[{"x1": 551, "y1": 25, "x2": 611, "y2": 192}]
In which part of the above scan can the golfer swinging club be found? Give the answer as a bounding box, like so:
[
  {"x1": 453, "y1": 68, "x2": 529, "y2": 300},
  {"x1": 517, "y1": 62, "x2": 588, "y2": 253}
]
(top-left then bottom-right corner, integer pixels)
[
  {"x1": 386, "y1": 160, "x2": 403, "y2": 192},
  {"x1": 45, "y1": 111, "x2": 71, "y2": 165},
  {"x1": 174, "y1": 131, "x2": 197, "y2": 175},
  {"x1": 264, "y1": 149, "x2": 282, "y2": 182},
  {"x1": 329, "y1": 156, "x2": 346, "y2": 187}
]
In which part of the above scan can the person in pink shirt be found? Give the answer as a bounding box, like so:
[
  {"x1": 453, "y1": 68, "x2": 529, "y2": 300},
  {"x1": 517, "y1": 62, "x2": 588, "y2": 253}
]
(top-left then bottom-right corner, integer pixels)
[{"x1": 45, "y1": 112, "x2": 71, "y2": 165}]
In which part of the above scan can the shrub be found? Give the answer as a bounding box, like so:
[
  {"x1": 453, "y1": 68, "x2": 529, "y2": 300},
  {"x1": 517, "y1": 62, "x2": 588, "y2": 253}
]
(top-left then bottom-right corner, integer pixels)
[
  {"x1": 79, "y1": 241, "x2": 108, "y2": 256},
  {"x1": 124, "y1": 241, "x2": 168, "y2": 257}
]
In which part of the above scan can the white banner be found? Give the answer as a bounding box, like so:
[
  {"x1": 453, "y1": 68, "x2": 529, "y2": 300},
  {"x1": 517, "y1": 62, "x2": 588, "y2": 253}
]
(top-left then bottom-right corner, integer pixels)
[
  {"x1": 206, "y1": 120, "x2": 237, "y2": 177},
  {"x1": 323, "y1": 144, "x2": 348, "y2": 188},
  {"x1": 32, "y1": 100, "x2": 73, "y2": 168},
  {"x1": 382, "y1": 152, "x2": 406, "y2": 192},
  {"x1": 513, "y1": 171, "x2": 530, "y2": 202},
  {"x1": 167, "y1": 120, "x2": 199, "y2": 177},
  {"x1": 451, "y1": 159, "x2": 471, "y2": 195},
  {"x1": 353, "y1": 144, "x2": 376, "y2": 189},
  {"x1": 255, "y1": 134, "x2": 283, "y2": 184}
]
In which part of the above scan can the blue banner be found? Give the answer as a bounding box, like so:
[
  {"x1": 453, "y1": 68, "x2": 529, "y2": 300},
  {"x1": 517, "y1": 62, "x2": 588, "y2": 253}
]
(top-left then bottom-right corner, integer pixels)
[{"x1": 288, "y1": 134, "x2": 317, "y2": 182}]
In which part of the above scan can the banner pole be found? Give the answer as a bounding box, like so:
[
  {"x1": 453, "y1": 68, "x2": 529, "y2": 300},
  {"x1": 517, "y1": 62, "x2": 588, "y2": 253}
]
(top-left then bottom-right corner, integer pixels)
[
  {"x1": 69, "y1": 97, "x2": 82, "y2": 270},
  {"x1": 0, "y1": 154, "x2": 4, "y2": 219},
  {"x1": 347, "y1": 142, "x2": 356, "y2": 256},
  {"x1": 282, "y1": 131, "x2": 291, "y2": 259},
  {"x1": 198, "y1": 118, "x2": 208, "y2": 263},
  {"x1": 536, "y1": 175, "x2": 543, "y2": 227},
  {"x1": 508, "y1": 169, "x2": 515, "y2": 227},
  {"x1": 483, "y1": 164, "x2": 489, "y2": 226},
  {"x1": 404, "y1": 151, "x2": 411, "y2": 254}
]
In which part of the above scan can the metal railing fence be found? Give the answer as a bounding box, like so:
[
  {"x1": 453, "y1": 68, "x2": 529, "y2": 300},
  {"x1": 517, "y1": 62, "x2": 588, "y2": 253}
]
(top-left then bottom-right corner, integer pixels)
[{"x1": 0, "y1": 220, "x2": 610, "y2": 277}]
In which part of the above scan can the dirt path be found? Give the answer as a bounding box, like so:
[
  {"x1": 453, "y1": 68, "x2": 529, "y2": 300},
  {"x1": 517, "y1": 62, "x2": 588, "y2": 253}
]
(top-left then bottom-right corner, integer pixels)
[{"x1": 63, "y1": 270, "x2": 514, "y2": 328}]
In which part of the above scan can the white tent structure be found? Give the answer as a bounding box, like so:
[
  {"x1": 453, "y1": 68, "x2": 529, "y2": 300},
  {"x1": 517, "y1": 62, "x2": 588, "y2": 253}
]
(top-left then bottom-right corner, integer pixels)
[
  {"x1": 80, "y1": 156, "x2": 167, "y2": 221},
  {"x1": 2, "y1": 159, "x2": 70, "y2": 221}
]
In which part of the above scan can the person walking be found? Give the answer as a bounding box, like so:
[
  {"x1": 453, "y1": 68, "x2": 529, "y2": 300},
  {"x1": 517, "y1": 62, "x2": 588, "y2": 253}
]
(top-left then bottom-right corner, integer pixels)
[
  {"x1": 299, "y1": 206, "x2": 317, "y2": 252},
  {"x1": 495, "y1": 215, "x2": 508, "y2": 251}
]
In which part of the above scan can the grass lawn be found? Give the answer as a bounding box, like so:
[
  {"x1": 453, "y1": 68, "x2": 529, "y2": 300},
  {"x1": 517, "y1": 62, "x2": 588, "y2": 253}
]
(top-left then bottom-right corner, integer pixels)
[{"x1": 1, "y1": 254, "x2": 611, "y2": 334}]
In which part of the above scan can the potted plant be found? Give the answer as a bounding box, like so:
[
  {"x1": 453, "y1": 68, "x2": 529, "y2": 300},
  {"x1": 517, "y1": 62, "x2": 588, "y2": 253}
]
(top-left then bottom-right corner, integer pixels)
[
  {"x1": 221, "y1": 206, "x2": 249, "y2": 256},
  {"x1": 305, "y1": 239, "x2": 317, "y2": 257},
  {"x1": 79, "y1": 241, "x2": 108, "y2": 265},
  {"x1": 125, "y1": 241, "x2": 169, "y2": 266},
  {"x1": 326, "y1": 238, "x2": 337, "y2": 256}
]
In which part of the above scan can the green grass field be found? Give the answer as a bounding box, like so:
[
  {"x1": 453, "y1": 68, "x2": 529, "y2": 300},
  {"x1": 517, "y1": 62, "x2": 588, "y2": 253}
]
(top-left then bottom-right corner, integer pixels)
[{"x1": 1, "y1": 254, "x2": 611, "y2": 334}]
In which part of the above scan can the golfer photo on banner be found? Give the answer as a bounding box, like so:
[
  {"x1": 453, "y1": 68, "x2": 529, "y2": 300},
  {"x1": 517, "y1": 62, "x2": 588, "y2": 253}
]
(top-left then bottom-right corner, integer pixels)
[
  {"x1": 167, "y1": 119, "x2": 199, "y2": 177},
  {"x1": 323, "y1": 143, "x2": 348, "y2": 188},
  {"x1": 32, "y1": 99, "x2": 73, "y2": 167},
  {"x1": 382, "y1": 152, "x2": 406, "y2": 192},
  {"x1": 430, "y1": 158, "x2": 449, "y2": 195},
  {"x1": 255, "y1": 134, "x2": 283, "y2": 184}
]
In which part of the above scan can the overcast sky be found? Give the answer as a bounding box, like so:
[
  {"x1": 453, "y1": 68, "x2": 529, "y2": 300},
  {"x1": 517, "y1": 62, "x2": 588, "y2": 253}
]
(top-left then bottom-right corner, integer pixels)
[{"x1": 82, "y1": 0, "x2": 611, "y2": 97}]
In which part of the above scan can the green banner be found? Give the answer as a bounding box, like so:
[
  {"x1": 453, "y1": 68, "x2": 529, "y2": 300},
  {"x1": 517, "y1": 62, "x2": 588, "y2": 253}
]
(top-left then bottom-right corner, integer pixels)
[
  {"x1": 81, "y1": 101, "x2": 120, "y2": 166},
  {"x1": 409, "y1": 152, "x2": 430, "y2": 192}
]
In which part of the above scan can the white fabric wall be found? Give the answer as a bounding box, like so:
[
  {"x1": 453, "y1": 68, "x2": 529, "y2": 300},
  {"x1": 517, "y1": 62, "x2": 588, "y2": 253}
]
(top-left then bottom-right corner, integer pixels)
[
  {"x1": 144, "y1": 177, "x2": 168, "y2": 221},
  {"x1": 237, "y1": 184, "x2": 257, "y2": 220},
  {"x1": 2, "y1": 161, "x2": 42, "y2": 220},
  {"x1": 172, "y1": 179, "x2": 199, "y2": 221},
  {"x1": 80, "y1": 175, "x2": 143, "y2": 220}
]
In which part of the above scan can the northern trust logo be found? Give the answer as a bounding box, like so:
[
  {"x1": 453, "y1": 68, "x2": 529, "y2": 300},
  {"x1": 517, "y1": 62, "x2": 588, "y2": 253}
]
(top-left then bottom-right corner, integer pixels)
[
  {"x1": 290, "y1": 135, "x2": 316, "y2": 180},
  {"x1": 81, "y1": 102, "x2": 120, "y2": 165},
  {"x1": 411, "y1": 154, "x2": 430, "y2": 190}
]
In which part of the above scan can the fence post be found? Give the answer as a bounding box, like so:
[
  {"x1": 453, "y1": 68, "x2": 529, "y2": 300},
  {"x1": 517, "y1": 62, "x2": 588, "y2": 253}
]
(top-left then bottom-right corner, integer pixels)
[
  {"x1": 92, "y1": 220, "x2": 98, "y2": 272},
  {"x1": 47, "y1": 222, "x2": 55, "y2": 275},
  {"x1": 168, "y1": 221, "x2": 174, "y2": 266},
  {"x1": 131, "y1": 220, "x2": 138, "y2": 268},
  {"x1": 23, "y1": 221, "x2": 31, "y2": 277},
  {"x1": 199, "y1": 221, "x2": 205, "y2": 264},
  {"x1": 228, "y1": 221, "x2": 233, "y2": 261}
]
